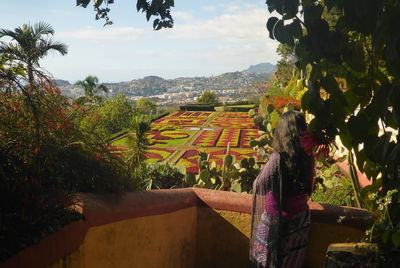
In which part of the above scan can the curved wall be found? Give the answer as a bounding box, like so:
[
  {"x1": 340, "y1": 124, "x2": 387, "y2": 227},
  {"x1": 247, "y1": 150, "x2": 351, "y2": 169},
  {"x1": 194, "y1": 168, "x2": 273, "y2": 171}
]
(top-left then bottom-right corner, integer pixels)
[{"x1": 0, "y1": 188, "x2": 375, "y2": 268}]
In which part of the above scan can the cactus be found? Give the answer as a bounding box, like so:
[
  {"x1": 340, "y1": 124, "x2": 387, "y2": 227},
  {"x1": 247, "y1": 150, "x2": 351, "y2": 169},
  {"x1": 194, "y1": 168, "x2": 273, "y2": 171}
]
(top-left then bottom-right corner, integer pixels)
[
  {"x1": 185, "y1": 151, "x2": 261, "y2": 194},
  {"x1": 185, "y1": 173, "x2": 196, "y2": 185},
  {"x1": 240, "y1": 158, "x2": 249, "y2": 169}
]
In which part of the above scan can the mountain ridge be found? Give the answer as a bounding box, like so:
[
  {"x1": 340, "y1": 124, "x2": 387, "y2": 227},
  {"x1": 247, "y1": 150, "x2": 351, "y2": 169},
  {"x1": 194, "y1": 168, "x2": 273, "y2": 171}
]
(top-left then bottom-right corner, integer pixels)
[{"x1": 58, "y1": 62, "x2": 275, "y2": 99}]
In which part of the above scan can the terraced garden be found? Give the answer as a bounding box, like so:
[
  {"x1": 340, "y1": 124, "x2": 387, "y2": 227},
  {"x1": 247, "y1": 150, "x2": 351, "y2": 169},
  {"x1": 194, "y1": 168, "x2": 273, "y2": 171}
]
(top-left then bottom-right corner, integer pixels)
[{"x1": 110, "y1": 111, "x2": 261, "y2": 173}]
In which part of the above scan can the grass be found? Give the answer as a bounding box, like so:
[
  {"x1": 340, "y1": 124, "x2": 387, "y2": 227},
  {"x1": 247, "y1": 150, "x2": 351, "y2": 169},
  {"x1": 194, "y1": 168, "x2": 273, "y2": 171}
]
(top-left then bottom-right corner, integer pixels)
[{"x1": 111, "y1": 137, "x2": 128, "y2": 146}]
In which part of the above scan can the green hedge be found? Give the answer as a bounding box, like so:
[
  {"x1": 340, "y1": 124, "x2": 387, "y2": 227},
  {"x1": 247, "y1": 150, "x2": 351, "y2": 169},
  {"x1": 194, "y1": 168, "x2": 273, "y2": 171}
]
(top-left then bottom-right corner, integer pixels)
[{"x1": 179, "y1": 104, "x2": 216, "y2": 111}]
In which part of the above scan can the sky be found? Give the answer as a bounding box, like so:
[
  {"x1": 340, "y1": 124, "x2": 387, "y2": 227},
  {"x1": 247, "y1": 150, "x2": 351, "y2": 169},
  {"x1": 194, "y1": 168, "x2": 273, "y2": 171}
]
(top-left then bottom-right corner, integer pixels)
[{"x1": 1, "y1": 0, "x2": 279, "y2": 83}]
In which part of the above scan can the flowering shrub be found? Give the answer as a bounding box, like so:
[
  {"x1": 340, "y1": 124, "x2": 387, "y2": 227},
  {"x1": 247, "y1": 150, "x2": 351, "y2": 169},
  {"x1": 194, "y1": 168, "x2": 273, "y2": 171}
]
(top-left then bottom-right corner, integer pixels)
[{"x1": 0, "y1": 69, "x2": 131, "y2": 260}]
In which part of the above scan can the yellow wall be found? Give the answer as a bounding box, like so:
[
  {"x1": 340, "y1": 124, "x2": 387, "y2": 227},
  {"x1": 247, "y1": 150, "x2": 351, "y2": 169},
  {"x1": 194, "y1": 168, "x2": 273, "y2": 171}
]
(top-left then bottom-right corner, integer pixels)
[
  {"x1": 305, "y1": 222, "x2": 366, "y2": 268},
  {"x1": 195, "y1": 208, "x2": 251, "y2": 268},
  {"x1": 47, "y1": 207, "x2": 366, "y2": 268},
  {"x1": 49, "y1": 207, "x2": 197, "y2": 268},
  {"x1": 195, "y1": 208, "x2": 365, "y2": 268}
]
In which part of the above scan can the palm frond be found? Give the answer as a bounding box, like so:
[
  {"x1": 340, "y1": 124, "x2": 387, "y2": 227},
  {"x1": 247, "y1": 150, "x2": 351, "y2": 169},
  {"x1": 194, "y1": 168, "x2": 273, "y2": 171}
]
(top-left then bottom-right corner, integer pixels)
[
  {"x1": 37, "y1": 39, "x2": 68, "y2": 57},
  {"x1": 96, "y1": 84, "x2": 109, "y2": 93},
  {"x1": 32, "y1": 22, "x2": 54, "y2": 38}
]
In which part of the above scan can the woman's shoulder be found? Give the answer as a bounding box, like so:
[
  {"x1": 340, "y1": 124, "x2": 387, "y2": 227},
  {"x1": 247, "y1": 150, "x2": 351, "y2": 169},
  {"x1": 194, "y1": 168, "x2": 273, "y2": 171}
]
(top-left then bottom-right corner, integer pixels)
[{"x1": 268, "y1": 152, "x2": 280, "y2": 163}]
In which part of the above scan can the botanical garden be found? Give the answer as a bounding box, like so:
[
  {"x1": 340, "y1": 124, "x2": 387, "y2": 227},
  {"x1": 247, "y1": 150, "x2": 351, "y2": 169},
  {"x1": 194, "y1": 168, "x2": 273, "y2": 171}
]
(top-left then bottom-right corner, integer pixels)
[{"x1": 1, "y1": 0, "x2": 399, "y2": 267}]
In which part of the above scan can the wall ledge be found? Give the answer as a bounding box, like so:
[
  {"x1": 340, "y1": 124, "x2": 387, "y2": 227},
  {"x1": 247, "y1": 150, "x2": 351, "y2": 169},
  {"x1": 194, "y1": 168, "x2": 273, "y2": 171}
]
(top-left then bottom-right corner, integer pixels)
[{"x1": 0, "y1": 188, "x2": 376, "y2": 268}]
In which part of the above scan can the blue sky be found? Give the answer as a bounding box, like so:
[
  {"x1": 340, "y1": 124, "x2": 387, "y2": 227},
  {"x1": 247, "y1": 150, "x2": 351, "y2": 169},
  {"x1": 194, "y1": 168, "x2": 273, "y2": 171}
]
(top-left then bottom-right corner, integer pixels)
[{"x1": 1, "y1": 0, "x2": 279, "y2": 82}]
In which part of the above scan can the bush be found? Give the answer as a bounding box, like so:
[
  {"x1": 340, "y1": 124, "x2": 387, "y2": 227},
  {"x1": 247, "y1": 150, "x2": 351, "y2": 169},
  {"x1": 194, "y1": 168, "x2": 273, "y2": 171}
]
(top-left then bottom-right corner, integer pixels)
[
  {"x1": 134, "y1": 162, "x2": 184, "y2": 190},
  {"x1": 311, "y1": 175, "x2": 354, "y2": 206},
  {"x1": 0, "y1": 76, "x2": 132, "y2": 260}
]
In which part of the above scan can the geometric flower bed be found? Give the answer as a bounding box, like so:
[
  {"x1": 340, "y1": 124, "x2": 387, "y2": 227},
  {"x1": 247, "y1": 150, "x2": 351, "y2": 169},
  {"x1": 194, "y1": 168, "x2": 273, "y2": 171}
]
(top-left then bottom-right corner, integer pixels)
[
  {"x1": 110, "y1": 111, "x2": 261, "y2": 173},
  {"x1": 192, "y1": 129, "x2": 222, "y2": 147},
  {"x1": 147, "y1": 130, "x2": 190, "y2": 140},
  {"x1": 208, "y1": 117, "x2": 256, "y2": 129},
  {"x1": 146, "y1": 147, "x2": 174, "y2": 163},
  {"x1": 176, "y1": 147, "x2": 258, "y2": 174},
  {"x1": 147, "y1": 130, "x2": 192, "y2": 147},
  {"x1": 217, "y1": 112, "x2": 250, "y2": 118},
  {"x1": 170, "y1": 111, "x2": 213, "y2": 118},
  {"x1": 152, "y1": 117, "x2": 207, "y2": 128},
  {"x1": 215, "y1": 129, "x2": 240, "y2": 147},
  {"x1": 239, "y1": 129, "x2": 260, "y2": 148}
]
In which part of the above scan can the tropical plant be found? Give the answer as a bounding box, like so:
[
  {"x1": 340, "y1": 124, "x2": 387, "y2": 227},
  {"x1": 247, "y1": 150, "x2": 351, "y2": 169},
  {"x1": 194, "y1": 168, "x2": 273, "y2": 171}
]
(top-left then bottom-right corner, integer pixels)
[
  {"x1": 75, "y1": 75, "x2": 108, "y2": 102},
  {"x1": 124, "y1": 115, "x2": 151, "y2": 174},
  {"x1": 184, "y1": 150, "x2": 260, "y2": 194},
  {"x1": 135, "y1": 162, "x2": 184, "y2": 190},
  {"x1": 197, "y1": 90, "x2": 219, "y2": 105},
  {"x1": 0, "y1": 22, "x2": 67, "y2": 86}
]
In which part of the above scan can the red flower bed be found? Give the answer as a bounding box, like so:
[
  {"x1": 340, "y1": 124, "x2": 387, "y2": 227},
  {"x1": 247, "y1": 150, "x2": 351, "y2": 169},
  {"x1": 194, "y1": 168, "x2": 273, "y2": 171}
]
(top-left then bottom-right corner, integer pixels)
[
  {"x1": 240, "y1": 129, "x2": 260, "y2": 148},
  {"x1": 209, "y1": 117, "x2": 255, "y2": 129},
  {"x1": 152, "y1": 117, "x2": 206, "y2": 127},
  {"x1": 217, "y1": 112, "x2": 249, "y2": 118},
  {"x1": 147, "y1": 130, "x2": 189, "y2": 140},
  {"x1": 216, "y1": 129, "x2": 240, "y2": 147},
  {"x1": 192, "y1": 129, "x2": 222, "y2": 147}
]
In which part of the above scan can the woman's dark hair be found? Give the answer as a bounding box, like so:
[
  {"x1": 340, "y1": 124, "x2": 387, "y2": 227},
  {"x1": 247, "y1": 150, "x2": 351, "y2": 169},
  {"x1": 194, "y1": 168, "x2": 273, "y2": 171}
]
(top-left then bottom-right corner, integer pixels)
[{"x1": 272, "y1": 111, "x2": 314, "y2": 196}]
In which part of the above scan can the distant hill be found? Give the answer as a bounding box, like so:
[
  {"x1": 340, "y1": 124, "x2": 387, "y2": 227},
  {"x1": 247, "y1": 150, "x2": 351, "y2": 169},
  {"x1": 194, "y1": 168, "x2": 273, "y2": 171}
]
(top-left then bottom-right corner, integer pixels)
[
  {"x1": 55, "y1": 79, "x2": 71, "y2": 86},
  {"x1": 243, "y1": 63, "x2": 275, "y2": 73},
  {"x1": 57, "y1": 63, "x2": 275, "y2": 98}
]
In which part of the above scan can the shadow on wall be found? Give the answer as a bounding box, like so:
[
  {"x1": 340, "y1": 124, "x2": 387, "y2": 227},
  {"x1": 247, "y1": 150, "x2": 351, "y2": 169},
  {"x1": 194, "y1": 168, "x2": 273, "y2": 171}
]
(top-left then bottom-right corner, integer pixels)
[{"x1": 195, "y1": 206, "x2": 250, "y2": 268}]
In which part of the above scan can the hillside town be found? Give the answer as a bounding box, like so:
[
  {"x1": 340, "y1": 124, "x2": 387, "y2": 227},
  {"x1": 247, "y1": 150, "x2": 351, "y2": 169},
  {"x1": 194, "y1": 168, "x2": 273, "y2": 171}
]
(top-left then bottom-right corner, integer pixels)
[{"x1": 58, "y1": 65, "x2": 274, "y2": 105}]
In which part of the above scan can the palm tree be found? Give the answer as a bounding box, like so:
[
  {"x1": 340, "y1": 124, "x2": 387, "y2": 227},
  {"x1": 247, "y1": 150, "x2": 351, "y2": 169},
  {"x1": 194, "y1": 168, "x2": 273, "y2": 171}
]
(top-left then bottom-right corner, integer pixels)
[
  {"x1": 75, "y1": 75, "x2": 108, "y2": 97},
  {"x1": 0, "y1": 22, "x2": 68, "y2": 86},
  {"x1": 125, "y1": 115, "x2": 151, "y2": 174}
]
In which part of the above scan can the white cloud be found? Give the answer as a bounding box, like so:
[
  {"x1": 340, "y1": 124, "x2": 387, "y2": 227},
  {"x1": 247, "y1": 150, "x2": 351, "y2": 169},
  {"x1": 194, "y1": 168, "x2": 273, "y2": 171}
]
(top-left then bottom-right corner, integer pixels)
[
  {"x1": 57, "y1": 26, "x2": 145, "y2": 41},
  {"x1": 173, "y1": 11, "x2": 195, "y2": 23},
  {"x1": 165, "y1": 7, "x2": 271, "y2": 43}
]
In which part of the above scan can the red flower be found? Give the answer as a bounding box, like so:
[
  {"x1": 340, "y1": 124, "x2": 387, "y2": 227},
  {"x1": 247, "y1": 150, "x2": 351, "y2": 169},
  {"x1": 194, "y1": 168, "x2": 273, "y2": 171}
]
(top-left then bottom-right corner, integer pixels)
[{"x1": 300, "y1": 130, "x2": 318, "y2": 156}]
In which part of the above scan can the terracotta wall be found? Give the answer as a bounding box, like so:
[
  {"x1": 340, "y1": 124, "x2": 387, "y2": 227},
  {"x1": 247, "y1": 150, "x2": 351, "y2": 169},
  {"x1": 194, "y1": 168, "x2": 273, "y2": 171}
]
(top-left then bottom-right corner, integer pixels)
[{"x1": 0, "y1": 188, "x2": 375, "y2": 268}]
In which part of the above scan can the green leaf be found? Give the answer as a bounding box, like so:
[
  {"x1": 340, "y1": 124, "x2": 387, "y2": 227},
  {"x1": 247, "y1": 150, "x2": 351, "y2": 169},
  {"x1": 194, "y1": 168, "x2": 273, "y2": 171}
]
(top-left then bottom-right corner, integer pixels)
[
  {"x1": 387, "y1": 144, "x2": 400, "y2": 169},
  {"x1": 94, "y1": 0, "x2": 103, "y2": 8},
  {"x1": 290, "y1": 19, "x2": 303, "y2": 39},
  {"x1": 274, "y1": 22, "x2": 295, "y2": 46},
  {"x1": 266, "y1": 17, "x2": 279, "y2": 39},
  {"x1": 185, "y1": 173, "x2": 196, "y2": 186},
  {"x1": 391, "y1": 232, "x2": 400, "y2": 248},
  {"x1": 372, "y1": 133, "x2": 392, "y2": 163},
  {"x1": 77, "y1": 0, "x2": 91, "y2": 8},
  {"x1": 304, "y1": 4, "x2": 323, "y2": 23},
  {"x1": 165, "y1": 0, "x2": 174, "y2": 7},
  {"x1": 136, "y1": 0, "x2": 147, "y2": 11},
  {"x1": 382, "y1": 229, "x2": 391, "y2": 244},
  {"x1": 231, "y1": 182, "x2": 242, "y2": 193}
]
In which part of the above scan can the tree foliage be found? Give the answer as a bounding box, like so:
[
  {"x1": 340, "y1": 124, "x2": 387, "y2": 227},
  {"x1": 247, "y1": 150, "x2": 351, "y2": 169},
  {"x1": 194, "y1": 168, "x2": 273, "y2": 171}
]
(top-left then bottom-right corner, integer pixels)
[
  {"x1": 79, "y1": 94, "x2": 134, "y2": 140},
  {"x1": 76, "y1": 0, "x2": 174, "y2": 29},
  {"x1": 275, "y1": 44, "x2": 297, "y2": 87},
  {"x1": 75, "y1": 75, "x2": 108, "y2": 98},
  {"x1": 135, "y1": 97, "x2": 157, "y2": 114},
  {"x1": 0, "y1": 22, "x2": 67, "y2": 86},
  {"x1": 266, "y1": 0, "x2": 400, "y2": 263},
  {"x1": 197, "y1": 90, "x2": 219, "y2": 105}
]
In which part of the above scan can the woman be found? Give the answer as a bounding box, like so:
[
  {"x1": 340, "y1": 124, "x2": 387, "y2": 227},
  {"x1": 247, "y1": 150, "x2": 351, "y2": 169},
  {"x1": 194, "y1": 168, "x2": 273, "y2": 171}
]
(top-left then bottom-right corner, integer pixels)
[{"x1": 250, "y1": 111, "x2": 315, "y2": 268}]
